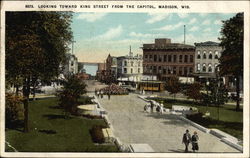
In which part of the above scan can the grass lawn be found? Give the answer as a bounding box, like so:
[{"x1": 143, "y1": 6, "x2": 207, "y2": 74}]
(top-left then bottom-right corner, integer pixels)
[
  {"x1": 5, "y1": 97, "x2": 118, "y2": 152},
  {"x1": 151, "y1": 97, "x2": 243, "y2": 140}
]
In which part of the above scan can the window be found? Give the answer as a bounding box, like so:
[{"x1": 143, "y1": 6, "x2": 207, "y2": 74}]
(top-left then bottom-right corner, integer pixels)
[
  {"x1": 173, "y1": 67, "x2": 176, "y2": 74},
  {"x1": 215, "y1": 63, "x2": 219, "y2": 72},
  {"x1": 124, "y1": 68, "x2": 127, "y2": 73},
  {"x1": 131, "y1": 68, "x2": 133, "y2": 73},
  {"x1": 154, "y1": 55, "x2": 157, "y2": 62},
  {"x1": 197, "y1": 63, "x2": 201, "y2": 71},
  {"x1": 184, "y1": 55, "x2": 188, "y2": 63},
  {"x1": 158, "y1": 66, "x2": 162, "y2": 73},
  {"x1": 164, "y1": 55, "x2": 167, "y2": 62},
  {"x1": 168, "y1": 55, "x2": 172, "y2": 62},
  {"x1": 124, "y1": 61, "x2": 127, "y2": 66},
  {"x1": 173, "y1": 55, "x2": 177, "y2": 62},
  {"x1": 179, "y1": 55, "x2": 183, "y2": 62},
  {"x1": 189, "y1": 67, "x2": 193, "y2": 74},
  {"x1": 208, "y1": 64, "x2": 212, "y2": 72},
  {"x1": 153, "y1": 66, "x2": 157, "y2": 73},
  {"x1": 197, "y1": 51, "x2": 201, "y2": 59},
  {"x1": 71, "y1": 61, "x2": 74, "y2": 66},
  {"x1": 215, "y1": 51, "x2": 219, "y2": 59},
  {"x1": 163, "y1": 67, "x2": 167, "y2": 74},
  {"x1": 168, "y1": 67, "x2": 171, "y2": 74},
  {"x1": 145, "y1": 55, "x2": 148, "y2": 59},
  {"x1": 184, "y1": 67, "x2": 188, "y2": 76},
  {"x1": 138, "y1": 68, "x2": 140, "y2": 73},
  {"x1": 138, "y1": 61, "x2": 140, "y2": 66},
  {"x1": 158, "y1": 55, "x2": 162, "y2": 62},
  {"x1": 202, "y1": 64, "x2": 206, "y2": 72},
  {"x1": 149, "y1": 55, "x2": 152, "y2": 59},
  {"x1": 190, "y1": 55, "x2": 193, "y2": 63},
  {"x1": 131, "y1": 61, "x2": 134, "y2": 66},
  {"x1": 179, "y1": 67, "x2": 183, "y2": 75},
  {"x1": 208, "y1": 51, "x2": 212, "y2": 59},
  {"x1": 203, "y1": 51, "x2": 207, "y2": 59}
]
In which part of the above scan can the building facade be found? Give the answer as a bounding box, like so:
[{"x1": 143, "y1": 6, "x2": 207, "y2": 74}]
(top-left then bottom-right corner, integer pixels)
[
  {"x1": 117, "y1": 48, "x2": 143, "y2": 82},
  {"x1": 63, "y1": 53, "x2": 78, "y2": 75},
  {"x1": 105, "y1": 54, "x2": 118, "y2": 83},
  {"x1": 142, "y1": 38, "x2": 195, "y2": 81},
  {"x1": 194, "y1": 41, "x2": 222, "y2": 77}
]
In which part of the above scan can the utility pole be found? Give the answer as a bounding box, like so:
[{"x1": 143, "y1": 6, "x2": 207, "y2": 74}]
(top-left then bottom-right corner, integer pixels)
[
  {"x1": 184, "y1": 25, "x2": 186, "y2": 44},
  {"x1": 72, "y1": 38, "x2": 76, "y2": 54}
]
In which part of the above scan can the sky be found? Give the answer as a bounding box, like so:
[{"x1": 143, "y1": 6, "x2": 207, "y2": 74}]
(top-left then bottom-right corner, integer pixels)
[{"x1": 71, "y1": 12, "x2": 236, "y2": 63}]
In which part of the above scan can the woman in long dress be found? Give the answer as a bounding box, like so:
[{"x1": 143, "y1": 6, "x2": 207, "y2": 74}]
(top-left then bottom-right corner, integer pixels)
[{"x1": 191, "y1": 131, "x2": 199, "y2": 152}]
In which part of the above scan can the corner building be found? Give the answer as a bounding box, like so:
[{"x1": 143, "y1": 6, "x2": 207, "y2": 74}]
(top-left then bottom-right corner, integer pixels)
[{"x1": 142, "y1": 38, "x2": 195, "y2": 81}]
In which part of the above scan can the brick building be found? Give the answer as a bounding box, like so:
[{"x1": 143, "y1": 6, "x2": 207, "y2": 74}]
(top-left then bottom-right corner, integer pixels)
[{"x1": 142, "y1": 38, "x2": 195, "y2": 81}]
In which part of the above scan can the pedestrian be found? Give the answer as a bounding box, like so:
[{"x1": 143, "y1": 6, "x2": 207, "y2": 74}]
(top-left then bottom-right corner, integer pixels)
[
  {"x1": 97, "y1": 91, "x2": 100, "y2": 98},
  {"x1": 191, "y1": 131, "x2": 199, "y2": 152},
  {"x1": 95, "y1": 89, "x2": 97, "y2": 96},
  {"x1": 150, "y1": 100, "x2": 154, "y2": 113},
  {"x1": 182, "y1": 129, "x2": 191, "y2": 152},
  {"x1": 144, "y1": 104, "x2": 149, "y2": 112},
  {"x1": 160, "y1": 104, "x2": 163, "y2": 115},
  {"x1": 100, "y1": 90, "x2": 103, "y2": 98},
  {"x1": 108, "y1": 91, "x2": 111, "y2": 100}
]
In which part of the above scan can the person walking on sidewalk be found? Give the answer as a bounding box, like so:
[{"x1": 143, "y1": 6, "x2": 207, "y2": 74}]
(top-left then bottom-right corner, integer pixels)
[
  {"x1": 182, "y1": 129, "x2": 191, "y2": 152},
  {"x1": 191, "y1": 131, "x2": 199, "y2": 153}
]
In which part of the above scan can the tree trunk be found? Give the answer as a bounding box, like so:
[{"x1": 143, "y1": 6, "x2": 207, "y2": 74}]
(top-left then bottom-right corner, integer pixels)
[
  {"x1": 23, "y1": 77, "x2": 30, "y2": 133},
  {"x1": 235, "y1": 76, "x2": 240, "y2": 111}
]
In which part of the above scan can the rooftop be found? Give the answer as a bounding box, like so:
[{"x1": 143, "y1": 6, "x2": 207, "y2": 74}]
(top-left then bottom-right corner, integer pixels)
[
  {"x1": 142, "y1": 38, "x2": 195, "y2": 50},
  {"x1": 194, "y1": 41, "x2": 220, "y2": 46}
]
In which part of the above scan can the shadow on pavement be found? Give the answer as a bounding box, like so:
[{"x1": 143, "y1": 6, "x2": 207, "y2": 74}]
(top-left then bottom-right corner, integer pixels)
[{"x1": 43, "y1": 114, "x2": 71, "y2": 120}]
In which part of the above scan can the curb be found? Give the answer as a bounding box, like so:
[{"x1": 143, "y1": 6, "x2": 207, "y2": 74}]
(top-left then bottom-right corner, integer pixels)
[{"x1": 178, "y1": 115, "x2": 210, "y2": 133}]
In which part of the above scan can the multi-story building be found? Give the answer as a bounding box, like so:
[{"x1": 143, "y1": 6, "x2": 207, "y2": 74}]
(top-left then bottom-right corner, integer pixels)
[
  {"x1": 142, "y1": 38, "x2": 195, "y2": 81},
  {"x1": 105, "y1": 54, "x2": 118, "y2": 83},
  {"x1": 117, "y1": 47, "x2": 143, "y2": 82},
  {"x1": 63, "y1": 53, "x2": 78, "y2": 75},
  {"x1": 194, "y1": 41, "x2": 222, "y2": 78}
]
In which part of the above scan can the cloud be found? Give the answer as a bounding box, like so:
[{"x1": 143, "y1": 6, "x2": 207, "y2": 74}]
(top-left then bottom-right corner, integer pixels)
[
  {"x1": 189, "y1": 26, "x2": 199, "y2": 32},
  {"x1": 188, "y1": 18, "x2": 197, "y2": 25},
  {"x1": 76, "y1": 13, "x2": 107, "y2": 22},
  {"x1": 129, "y1": 32, "x2": 165, "y2": 38},
  {"x1": 94, "y1": 25, "x2": 123, "y2": 40},
  {"x1": 177, "y1": 13, "x2": 189, "y2": 19},
  {"x1": 214, "y1": 19, "x2": 222, "y2": 25},
  {"x1": 203, "y1": 28, "x2": 212, "y2": 32},
  {"x1": 202, "y1": 19, "x2": 211, "y2": 25},
  {"x1": 154, "y1": 22, "x2": 185, "y2": 31},
  {"x1": 146, "y1": 13, "x2": 170, "y2": 24}
]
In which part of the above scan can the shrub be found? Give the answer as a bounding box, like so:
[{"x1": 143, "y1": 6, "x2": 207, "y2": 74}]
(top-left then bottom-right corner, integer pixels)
[
  {"x1": 57, "y1": 75, "x2": 87, "y2": 115},
  {"x1": 90, "y1": 125, "x2": 106, "y2": 143},
  {"x1": 5, "y1": 93, "x2": 24, "y2": 127}
]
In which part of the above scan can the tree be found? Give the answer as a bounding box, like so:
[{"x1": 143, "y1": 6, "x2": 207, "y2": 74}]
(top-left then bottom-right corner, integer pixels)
[
  {"x1": 205, "y1": 75, "x2": 228, "y2": 120},
  {"x1": 219, "y1": 13, "x2": 243, "y2": 111},
  {"x1": 6, "y1": 12, "x2": 73, "y2": 132},
  {"x1": 58, "y1": 75, "x2": 87, "y2": 116},
  {"x1": 184, "y1": 82, "x2": 202, "y2": 103},
  {"x1": 165, "y1": 76, "x2": 181, "y2": 99}
]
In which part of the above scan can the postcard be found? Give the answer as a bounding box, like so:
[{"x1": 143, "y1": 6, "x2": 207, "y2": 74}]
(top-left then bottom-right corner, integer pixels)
[{"x1": 0, "y1": 0, "x2": 249, "y2": 157}]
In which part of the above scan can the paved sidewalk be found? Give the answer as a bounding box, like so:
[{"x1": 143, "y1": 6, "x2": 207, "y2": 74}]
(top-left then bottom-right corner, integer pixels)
[{"x1": 98, "y1": 93, "x2": 239, "y2": 153}]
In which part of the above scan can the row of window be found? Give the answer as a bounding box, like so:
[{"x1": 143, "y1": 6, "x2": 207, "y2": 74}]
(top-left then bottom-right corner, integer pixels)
[
  {"x1": 123, "y1": 68, "x2": 141, "y2": 74},
  {"x1": 124, "y1": 61, "x2": 141, "y2": 67},
  {"x1": 144, "y1": 66, "x2": 193, "y2": 76},
  {"x1": 144, "y1": 54, "x2": 194, "y2": 63},
  {"x1": 197, "y1": 50, "x2": 220, "y2": 60},
  {"x1": 197, "y1": 63, "x2": 219, "y2": 72}
]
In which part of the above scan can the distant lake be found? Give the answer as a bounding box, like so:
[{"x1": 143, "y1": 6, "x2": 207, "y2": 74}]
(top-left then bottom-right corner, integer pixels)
[{"x1": 83, "y1": 64, "x2": 98, "y2": 76}]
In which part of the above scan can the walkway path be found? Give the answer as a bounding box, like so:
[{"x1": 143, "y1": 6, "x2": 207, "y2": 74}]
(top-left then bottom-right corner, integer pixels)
[{"x1": 98, "y1": 93, "x2": 239, "y2": 153}]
